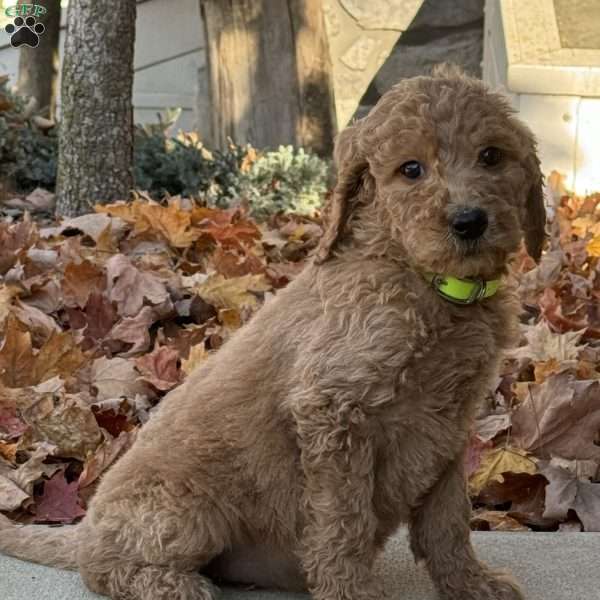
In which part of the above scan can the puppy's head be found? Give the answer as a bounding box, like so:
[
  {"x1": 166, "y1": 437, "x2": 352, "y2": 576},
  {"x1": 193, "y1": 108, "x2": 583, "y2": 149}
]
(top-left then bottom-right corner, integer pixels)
[{"x1": 316, "y1": 66, "x2": 546, "y2": 279}]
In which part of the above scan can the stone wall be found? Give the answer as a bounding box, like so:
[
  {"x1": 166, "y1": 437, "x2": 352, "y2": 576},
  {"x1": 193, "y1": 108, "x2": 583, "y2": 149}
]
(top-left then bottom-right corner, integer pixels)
[
  {"x1": 322, "y1": 0, "x2": 423, "y2": 127},
  {"x1": 353, "y1": 0, "x2": 485, "y2": 121}
]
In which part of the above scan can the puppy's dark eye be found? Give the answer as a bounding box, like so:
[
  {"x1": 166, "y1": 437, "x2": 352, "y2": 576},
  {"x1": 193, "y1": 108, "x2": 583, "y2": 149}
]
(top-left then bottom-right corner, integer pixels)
[
  {"x1": 398, "y1": 160, "x2": 423, "y2": 180},
  {"x1": 479, "y1": 146, "x2": 503, "y2": 167}
]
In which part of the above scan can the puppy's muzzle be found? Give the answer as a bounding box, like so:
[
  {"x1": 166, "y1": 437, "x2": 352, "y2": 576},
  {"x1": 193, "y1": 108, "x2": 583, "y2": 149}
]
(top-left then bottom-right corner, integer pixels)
[{"x1": 451, "y1": 207, "x2": 488, "y2": 241}]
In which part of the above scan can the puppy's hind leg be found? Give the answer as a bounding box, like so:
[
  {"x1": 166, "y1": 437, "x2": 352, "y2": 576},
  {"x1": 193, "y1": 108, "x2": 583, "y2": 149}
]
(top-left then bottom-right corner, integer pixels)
[
  {"x1": 78, "y1": 489, "x2": 230, "y2": 600},
  {"x1": 102, "y1": 564, "x2": 219, "y2": 600}
]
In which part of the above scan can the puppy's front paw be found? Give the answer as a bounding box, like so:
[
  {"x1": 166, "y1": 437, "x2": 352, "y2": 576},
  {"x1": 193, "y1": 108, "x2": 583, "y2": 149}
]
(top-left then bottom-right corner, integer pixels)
[
  {"x1": 312, "y1": 574, "x2": 388, "y2": 600},
  {"x1": 485, "y1": 571, "x2": 524, "y2": 600},
  {"x1": 454, "y1": 570, "x2": 524, "y2": 600}
]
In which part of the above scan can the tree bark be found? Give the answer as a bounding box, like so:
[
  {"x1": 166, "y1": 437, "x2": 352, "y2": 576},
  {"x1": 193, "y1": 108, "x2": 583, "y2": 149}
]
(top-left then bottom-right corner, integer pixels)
[
  {"x1": 56, "y1": 0, "x2": 136, "y2": 217},
  {"x1": 199, "y1": 0, "x2": 336, "y2": 156},
  {"x1": 16, "y1": 0, "x2": 61, "y2": 118}
]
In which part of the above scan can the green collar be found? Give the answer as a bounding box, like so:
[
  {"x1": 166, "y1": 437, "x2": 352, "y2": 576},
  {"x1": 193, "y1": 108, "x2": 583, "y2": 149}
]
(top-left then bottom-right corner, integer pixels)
[{"x1": 423, "y1": 272, "x2": 501, "y2": 305}]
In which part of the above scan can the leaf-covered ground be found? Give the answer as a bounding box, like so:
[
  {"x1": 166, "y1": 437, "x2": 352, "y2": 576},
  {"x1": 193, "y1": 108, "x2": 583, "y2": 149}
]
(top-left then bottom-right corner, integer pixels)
[{"x1": 0, "y1": 177, "x2": 599, "y2": 532}]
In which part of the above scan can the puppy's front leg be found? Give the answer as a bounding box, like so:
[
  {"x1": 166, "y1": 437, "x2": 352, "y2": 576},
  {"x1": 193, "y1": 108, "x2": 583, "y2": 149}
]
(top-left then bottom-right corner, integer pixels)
[
  {"x1": 409, "y1": 459, "x2": 524, "y2": 600},
  {"x1": 295, "y1": 403, "x2": 384, "y2": 600}
]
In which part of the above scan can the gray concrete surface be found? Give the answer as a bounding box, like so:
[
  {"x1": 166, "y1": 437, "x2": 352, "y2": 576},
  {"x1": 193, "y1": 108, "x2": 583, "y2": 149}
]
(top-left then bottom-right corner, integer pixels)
[{"x1": 1, "y1": 530, "x2": 599, "y2": 599}]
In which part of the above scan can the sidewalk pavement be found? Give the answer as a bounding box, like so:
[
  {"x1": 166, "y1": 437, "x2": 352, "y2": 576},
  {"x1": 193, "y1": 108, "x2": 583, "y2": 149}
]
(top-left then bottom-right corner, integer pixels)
[{"x1": 1, "y1": 529, "x2": 598, "y2": 599}]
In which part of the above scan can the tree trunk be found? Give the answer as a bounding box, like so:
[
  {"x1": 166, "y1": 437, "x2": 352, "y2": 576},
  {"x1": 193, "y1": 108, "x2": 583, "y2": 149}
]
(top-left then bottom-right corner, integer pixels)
[
  {"x1": 56, "y1": 0, "x2": 136, "y2": 217},
  {"x1": 199, "y1": 0, "x2": 336, "y2": 156},
  {"x1": 16, "y1": 0, "x2": 61, "y2": 119}
]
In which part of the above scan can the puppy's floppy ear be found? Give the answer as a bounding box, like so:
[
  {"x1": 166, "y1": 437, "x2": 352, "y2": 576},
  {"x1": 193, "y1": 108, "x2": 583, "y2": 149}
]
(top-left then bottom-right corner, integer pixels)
[
  {"x1": 315, "y1": 123, "x2": 368, "y2": 264},
  {"x1": 523, "y1": 151, "x2": 546, "y2": 262}
]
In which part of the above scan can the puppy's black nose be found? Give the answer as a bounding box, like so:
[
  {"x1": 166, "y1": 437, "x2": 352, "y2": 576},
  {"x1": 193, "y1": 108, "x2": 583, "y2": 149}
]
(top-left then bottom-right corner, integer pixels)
[{"x1": 451, "y1": 208, "x2": 488, "y2": 240}]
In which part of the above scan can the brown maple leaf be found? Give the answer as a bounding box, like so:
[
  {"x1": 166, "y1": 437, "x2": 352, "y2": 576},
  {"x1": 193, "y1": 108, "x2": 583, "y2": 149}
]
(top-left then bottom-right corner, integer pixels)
[
  {"x1": 97, "y1": 198, "x2": 199, "y2": 248},
  {"x1": 106, "y1": 254, "x2": 170, "y2": 317},
  {"x1": 62, "y1": 260, "x2": 106, "y2": 309},
  {"x1": 542, "y1": 459, "x2": 600, "y2": 532},
  {"x1": 0, "y1": 315, "x2": 36, "y2": 387},
  {"x1": 90, "y1": 356, "x2": 151, "y2": 401},
  {"x1": 0, "y1": 443, "x2": 58, "y2": 511},
  {"x1": 0, "y1": 214, "x2": 38, "y2": 275},
  {"x1": 511, "y1": 373, "x2": 600, "y2": 460},
  {"x1": 79, "y1": 429, "x2": 137, "y2": 489},
  {"x1": 107, "y1": 306, "x2": 155, "y2": 356}
]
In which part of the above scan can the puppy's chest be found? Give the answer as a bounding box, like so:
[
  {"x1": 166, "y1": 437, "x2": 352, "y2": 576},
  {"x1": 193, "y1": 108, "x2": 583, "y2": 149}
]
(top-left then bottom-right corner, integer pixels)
[
  {"x1": 389, "y1": 311, "x2": 502, "y2": 407},
  {"x1": 372, "y1": 422, "x2": 459, "y2": 532},
  {"x1": 369, "y1": 313, "x2": 504, "y2": 530}
]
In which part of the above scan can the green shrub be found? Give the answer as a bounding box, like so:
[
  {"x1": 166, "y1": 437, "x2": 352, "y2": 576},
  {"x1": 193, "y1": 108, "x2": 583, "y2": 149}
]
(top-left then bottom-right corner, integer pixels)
[
  {"x1": 0, "y1": 80, "x2": 58, "y2": 191},
  {"x1": 133, "y1": 125, "x2": 248, "y2": 207},
  {"x1": 0, "y1": 82, "x2": 331, "y2": 217},
  {"x1": 240, "y1": 145, "x2": 330, "y2": 218}
]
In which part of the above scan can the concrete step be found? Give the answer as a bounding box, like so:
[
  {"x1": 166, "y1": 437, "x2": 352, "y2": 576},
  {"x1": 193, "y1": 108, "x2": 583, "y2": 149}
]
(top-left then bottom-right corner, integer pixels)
[{"x1": 1, "y1": 530, "x2": 598, "y2": 599}]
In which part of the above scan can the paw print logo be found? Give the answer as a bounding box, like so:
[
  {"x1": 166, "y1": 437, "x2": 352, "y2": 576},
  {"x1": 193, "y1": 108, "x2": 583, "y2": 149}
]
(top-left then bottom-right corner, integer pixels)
[{"x1": 5, "y1": 16, "x2": 45, "y2": 48}]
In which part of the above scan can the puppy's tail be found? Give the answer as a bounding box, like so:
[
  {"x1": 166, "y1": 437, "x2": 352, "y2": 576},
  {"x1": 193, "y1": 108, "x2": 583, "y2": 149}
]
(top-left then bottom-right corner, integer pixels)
[{"x1": 0, "y1": 513, "x2": 80, "y2": 570}]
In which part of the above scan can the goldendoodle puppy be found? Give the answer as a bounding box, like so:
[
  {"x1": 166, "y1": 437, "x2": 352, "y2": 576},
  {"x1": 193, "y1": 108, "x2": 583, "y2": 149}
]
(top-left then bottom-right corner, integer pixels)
[{"x1": 0, "y1": 66, "x2": 544, "y2": 600}]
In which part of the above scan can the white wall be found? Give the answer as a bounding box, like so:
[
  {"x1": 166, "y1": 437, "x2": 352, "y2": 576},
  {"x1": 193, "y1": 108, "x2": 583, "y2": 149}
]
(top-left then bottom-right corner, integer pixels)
[
  {"x1": 483, "y1": 0, "x2": 600, "y2": 195},
  {"x1": 0, "y1": 0, "x2": 204, "y2": 131}
]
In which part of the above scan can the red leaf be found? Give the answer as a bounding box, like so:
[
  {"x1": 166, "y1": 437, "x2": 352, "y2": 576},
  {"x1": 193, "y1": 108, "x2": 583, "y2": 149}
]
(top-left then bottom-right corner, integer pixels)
[
  {"x1": 0, "y1": 406, "x2": 28, "y2": 438},
  {"x1": 135, "y1": 345, "x2": 181, "y2": 391},
  {"x1": 92, "y1": 407, "x2": 135, "y2": 437},
  {"x1": 465, "y1": 434, "x2": 493, "y2": 478},
  {"x1": 34, "y1": 471, "x2": 86, "y2": 524}
]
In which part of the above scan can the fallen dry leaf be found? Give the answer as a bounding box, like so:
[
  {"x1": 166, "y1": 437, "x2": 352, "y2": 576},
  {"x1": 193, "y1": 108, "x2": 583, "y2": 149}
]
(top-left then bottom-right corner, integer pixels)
[
  {"x1": 0, "y1": 315, "x2": 36, "y2": 387},
  {"x1": 62, "y1": 260, "x2": 105, "y2": 309},
  {"x1": 107, "y1": 306, "x2": 155, "y2": 356},
  {"x1": 11, "y1": 300, "x2": 60, "y2": 345},
  {"x1": 76, "y1": 292, "x2": 119, "y2": 345},
  {"x1": 0, "y1": 214, "x2": 38, "y2": 275},
  {"x1": 542, "y1": 460, "x2": 600, "y2": 532},
  {"x1": 586, "y1": 235, "x2": 600, "y2": 257},
  {"x1": 471, "y1": 509, "x2": 529, "y2": 532},
  {"x1": 0, "y1": 284, "x2": 19, "y2": 328},
  {"x1": 41, "y1": 213, "x2": 127, "y2": 246},
  {"x1": 0, "y1": 405, "x2": 28, "y2": 439},
  {"x1": 21, "y1": 392, "x2": 102, "y2": 461},
  {"x1": 3, "y1": 188, "x2": 55, "y2": 213},
  {"x1": 97, "y1": 198, "x2": 199, "y2": 248},
  {"x1": 0, "y1": 472, "x2": 28, "y2": 511},
  {"x1": 90, "y1": 357, "x2": 150, "y2": 401},
  {"x1": 79, "y1": 429, "x2": 137, "y2": 489},
  {"x1": 194, "y1": 273, "x2": 271, "y2": 312},
  {"x1": 469, "y1": 447, "x2": 537, "y2": 496},
  {"x1": 30, "y1": 330, "x2": 86, "y2": 386},
  {"x1": 106, "y1": 254, "x2": 170, "y2": 317},
  {"x1": 511, "y1": 373, "x2": 600, "y2": 460},
  {"x1": 135, "y1": 345, "x2": 181, "y2": 391},
  {"x1": 181, "y1": 343, "x2": 209, "y2": 376},
  {"x1": 0, "y1": 443, "x2": 58, "y2": 511},
  {"x1": 518, "y1": 249, "x2": 563, "y2": 299},
  {"x1": 465, "y1": 434, "x2": 493, "y2": 478},
  {"x1": 0, "y1": 441, "x2": 18, "y2": 462},
  {"x1": 474, "y1": 413, "x2": 511, "y2": 442},
  {"x1": 34, "y1": 470, "x2": 86, "y2": 524},
  {"x1": 507, "y1": 321, "x2": 585, "y2": 363}
]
